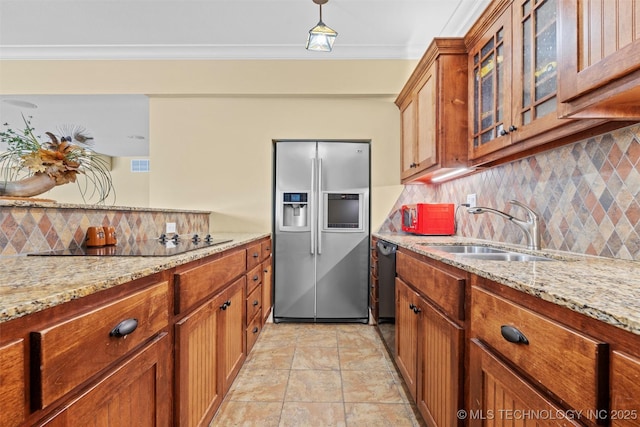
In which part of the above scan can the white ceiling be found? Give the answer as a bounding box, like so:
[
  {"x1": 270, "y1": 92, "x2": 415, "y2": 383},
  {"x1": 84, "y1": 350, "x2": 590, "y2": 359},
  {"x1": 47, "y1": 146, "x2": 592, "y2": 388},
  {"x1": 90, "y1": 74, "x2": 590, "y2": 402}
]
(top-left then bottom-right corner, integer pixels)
[{"x1": 0, "y1": 0, "x2": 490, "y2": 157}]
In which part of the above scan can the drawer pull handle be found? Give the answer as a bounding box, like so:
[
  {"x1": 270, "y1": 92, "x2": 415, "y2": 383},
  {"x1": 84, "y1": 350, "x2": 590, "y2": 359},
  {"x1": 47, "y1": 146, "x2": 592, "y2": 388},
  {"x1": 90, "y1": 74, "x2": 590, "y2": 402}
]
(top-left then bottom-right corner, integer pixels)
[
  {"x1": 253, "y1": 327, "x2": 259, "y2": 333},
  {"x1": 501, "y1": 325, "x2": 529, "y2": 345},
  {"x1": 253, "y1": 300, "x2": 259, "y2": 306},
  {"x1": 110, "y1": 318, "x2": 138, "y2": 338}
]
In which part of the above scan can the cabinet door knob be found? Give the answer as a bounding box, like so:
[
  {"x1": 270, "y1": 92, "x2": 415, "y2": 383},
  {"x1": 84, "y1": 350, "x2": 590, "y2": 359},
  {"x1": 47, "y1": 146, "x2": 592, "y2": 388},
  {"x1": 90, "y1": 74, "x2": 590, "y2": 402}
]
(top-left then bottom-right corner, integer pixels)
[
  {"x1": 253, "y1": 300, "x2": 259, "y2": 306},
  {"x1": 220, "y1": 302, "x2": 228, "y2": 310},
  {"x1": 501, "y1": 325, "x2": 529, "y2": 345},
  {"x1": 499, "y1": 129, "x2": 509, "y2": 136},
  {"x1": 264, "y1": 269, "x2": 269, "y2": 273},
  {"x1": 253, "y1": 327, "x2": 259, "y2": 333},
  {"x1": 409, "y1": 303, "x2": 415, "y2": 310},
  {"x1": 509, "y1": 125, "x2": 518, "y2": 132},
  {"x1": 110, "y1": 318, "x2": 138, "y2": 338},
  {"x1": 253, "y1": 275, "x2": 259, "y2": 281},
  {"x1": 413, "y1": 306, "x2": 421, "y2": 314},
  {"x1": 253, "y1": 253, "x2": 259, "y2": 258}
]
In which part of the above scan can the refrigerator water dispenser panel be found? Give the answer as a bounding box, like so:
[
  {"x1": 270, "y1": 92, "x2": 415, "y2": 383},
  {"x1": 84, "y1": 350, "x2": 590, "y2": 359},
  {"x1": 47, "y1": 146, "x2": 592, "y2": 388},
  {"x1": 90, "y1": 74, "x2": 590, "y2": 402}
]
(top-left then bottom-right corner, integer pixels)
[{"x1": 281, "y1": 192, "x2": 309, "y2": 230}]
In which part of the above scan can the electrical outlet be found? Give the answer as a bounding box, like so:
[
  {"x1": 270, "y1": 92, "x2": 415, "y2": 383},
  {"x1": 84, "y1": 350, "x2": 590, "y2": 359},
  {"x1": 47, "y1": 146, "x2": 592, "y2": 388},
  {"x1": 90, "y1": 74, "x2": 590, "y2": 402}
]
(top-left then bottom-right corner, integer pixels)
[
  {"x1": 466, "y1": 193, "x2": 477, "y2": 208},
  {"x1": 166, "y1": 222, "x2": 177, "y2": 234}
]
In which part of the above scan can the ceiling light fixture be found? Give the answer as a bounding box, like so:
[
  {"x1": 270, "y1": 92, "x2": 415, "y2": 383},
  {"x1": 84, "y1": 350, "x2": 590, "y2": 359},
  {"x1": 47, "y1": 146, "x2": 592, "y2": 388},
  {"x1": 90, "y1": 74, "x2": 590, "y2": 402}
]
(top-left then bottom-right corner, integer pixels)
[{"x1": 306, "y1": 0, "x2": 338, "y2": 52}]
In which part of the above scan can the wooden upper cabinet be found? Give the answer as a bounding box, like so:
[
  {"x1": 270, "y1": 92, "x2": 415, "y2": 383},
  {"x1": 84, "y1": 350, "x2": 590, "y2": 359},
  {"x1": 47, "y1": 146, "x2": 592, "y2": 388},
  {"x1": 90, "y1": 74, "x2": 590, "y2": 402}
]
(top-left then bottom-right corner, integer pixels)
[
  {"x1": 466, "y1": 0, "x2": 624, "y2": 166},
  {"x1": 468, "y1": 0, "x2": 575, "y2": 162},
  {"x1": 468, "y1": 3, "x2": 514, "y2": 160},
  {"x1": 396, "y1": 38, "x2": 468, "y2": 183},
  {"x1": 557, "y1": 0, "x2": 640, "y2": 119}
]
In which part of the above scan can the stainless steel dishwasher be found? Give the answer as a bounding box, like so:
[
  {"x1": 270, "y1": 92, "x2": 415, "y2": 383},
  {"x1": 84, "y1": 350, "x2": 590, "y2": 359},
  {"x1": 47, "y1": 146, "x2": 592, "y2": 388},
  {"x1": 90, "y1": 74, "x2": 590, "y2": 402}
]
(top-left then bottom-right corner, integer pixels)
[{"x1": 376, "y1": 240, "x2": 397, "y2": 322}]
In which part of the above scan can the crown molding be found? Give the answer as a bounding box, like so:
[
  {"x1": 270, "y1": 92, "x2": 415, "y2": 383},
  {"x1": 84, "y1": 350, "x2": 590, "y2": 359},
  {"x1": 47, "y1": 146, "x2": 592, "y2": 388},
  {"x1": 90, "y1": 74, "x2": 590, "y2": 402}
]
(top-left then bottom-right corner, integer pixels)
[{"x1": 0, "y1": 44, "x2": 430, "y2": 61}]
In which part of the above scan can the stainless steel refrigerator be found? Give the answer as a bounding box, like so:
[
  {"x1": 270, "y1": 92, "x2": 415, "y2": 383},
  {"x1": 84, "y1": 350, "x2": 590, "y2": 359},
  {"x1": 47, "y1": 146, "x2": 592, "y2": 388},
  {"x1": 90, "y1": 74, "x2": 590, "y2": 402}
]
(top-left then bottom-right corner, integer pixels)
[{"x1": 273, "y1": 141, "x2": 370, "y2": 323}]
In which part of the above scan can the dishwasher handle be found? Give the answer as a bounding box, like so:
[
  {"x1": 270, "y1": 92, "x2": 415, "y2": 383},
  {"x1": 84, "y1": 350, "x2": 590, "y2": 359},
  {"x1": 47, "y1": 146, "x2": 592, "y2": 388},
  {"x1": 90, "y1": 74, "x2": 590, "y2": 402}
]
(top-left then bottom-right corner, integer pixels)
[{"x1": 376, "y1": 241, "x2": 397, "y2": 257}]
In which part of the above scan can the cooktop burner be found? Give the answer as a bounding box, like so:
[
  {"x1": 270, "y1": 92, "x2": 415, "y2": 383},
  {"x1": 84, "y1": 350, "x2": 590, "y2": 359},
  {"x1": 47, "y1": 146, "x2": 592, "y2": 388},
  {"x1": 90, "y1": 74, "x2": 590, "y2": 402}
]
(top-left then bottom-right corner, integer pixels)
[{"x1": 29, "y1": 234, "x2": 233, "y2": 257}]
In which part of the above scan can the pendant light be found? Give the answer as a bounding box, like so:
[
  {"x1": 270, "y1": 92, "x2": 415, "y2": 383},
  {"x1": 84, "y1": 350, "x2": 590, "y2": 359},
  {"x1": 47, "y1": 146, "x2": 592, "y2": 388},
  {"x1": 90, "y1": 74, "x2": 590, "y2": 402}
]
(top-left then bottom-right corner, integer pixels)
[{"x1": 306, "y1": 0, "x2": 338, "y2": 52}]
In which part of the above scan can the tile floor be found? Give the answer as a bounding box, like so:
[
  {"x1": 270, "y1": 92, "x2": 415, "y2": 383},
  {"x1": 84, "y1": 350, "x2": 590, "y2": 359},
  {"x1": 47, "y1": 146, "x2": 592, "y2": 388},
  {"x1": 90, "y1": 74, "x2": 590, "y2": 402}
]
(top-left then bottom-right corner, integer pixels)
[{"x1": 210, "y1": 322, "x2": 425, "y2": 426}]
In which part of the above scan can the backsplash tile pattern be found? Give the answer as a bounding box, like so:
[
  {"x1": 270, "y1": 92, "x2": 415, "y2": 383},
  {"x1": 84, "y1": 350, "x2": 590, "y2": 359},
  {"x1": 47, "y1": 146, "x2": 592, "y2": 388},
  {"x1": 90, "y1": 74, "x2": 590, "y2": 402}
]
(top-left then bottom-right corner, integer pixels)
[
  {"x1": 0, "y1": 205, "x2": 210, "y2": 256},
  {"x1": 379, "y1": 123, "x2": 640, "y2": 261}
]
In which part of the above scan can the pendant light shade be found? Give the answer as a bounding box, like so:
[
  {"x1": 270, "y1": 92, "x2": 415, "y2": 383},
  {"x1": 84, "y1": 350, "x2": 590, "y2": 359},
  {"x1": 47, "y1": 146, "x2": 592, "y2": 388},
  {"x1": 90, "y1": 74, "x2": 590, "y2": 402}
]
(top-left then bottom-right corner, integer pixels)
[{"x1": 306, "y1": 0, "x2": 337, "y2": 52}]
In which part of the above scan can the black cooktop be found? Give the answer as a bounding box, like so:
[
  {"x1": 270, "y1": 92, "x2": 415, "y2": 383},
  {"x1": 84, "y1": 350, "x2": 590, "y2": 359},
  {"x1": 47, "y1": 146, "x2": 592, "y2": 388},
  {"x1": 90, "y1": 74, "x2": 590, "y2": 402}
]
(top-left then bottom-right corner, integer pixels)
[{"x1": 29, "y1": 235, "x2": 233, "y2": 257}]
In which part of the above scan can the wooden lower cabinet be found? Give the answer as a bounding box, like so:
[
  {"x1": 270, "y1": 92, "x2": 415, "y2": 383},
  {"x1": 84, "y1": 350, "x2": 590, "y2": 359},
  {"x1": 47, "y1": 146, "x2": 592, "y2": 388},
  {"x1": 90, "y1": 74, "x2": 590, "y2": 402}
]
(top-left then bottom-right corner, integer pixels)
[
  {"x1": 261, "y1": 259, "x2": 272, "y2": 323},
  {"x1": 0, "y1": 339, "x2": 25, "y2": 427},
  {"x1": 395, "y1": 278, "x2": 420, "y2": 400},
  {"x1": 175, "y1": 276, "x2": 246, "y2": 427},
  {"x1": 417, "y1": 300, "x2": 464, "y2": 427},
  {"x1": 468, "y1": 339, "x2": 582, "y2": 427},
  {"x1": 220, "y1": 277, "x2": 246, "y2": 394},
  {"x1": 39, "y1": 333, "x2": 171, "y2": 427},
  {"x1": 395, "y1": 277, "x2": 464, "y2": 426},
  {"x1": 611, "y1": 351, "x2": 640, "y2": 427}
]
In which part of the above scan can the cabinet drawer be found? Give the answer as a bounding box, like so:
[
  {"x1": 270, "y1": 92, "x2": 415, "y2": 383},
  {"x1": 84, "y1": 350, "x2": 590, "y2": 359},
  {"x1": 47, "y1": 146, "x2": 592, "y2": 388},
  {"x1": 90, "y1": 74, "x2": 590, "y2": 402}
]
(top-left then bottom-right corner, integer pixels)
[
  {"x1": 247, "y1": 243, "x2": 262, "y2": 270},
  {"x1": 246, "y1": 264, "x2": 262, "y2": 295},
  {"x1": 396, "y1": 251, "x2": 465, "y2": 321},
  {"x1": 246, "y1": 314, "x2": 262, "y2": 353},
  {"x1": 175, "y1": 249, "x2": 246, "y2": 313},
  {"x1": 471, "y1": 286, "x2": 607, "y2": 418},
  {"x1": 246, "y1": 283, "x2": 262, "y2": 324},
  {"x1": 33, "y1": 281, "x2": 169, "y2": 409},
  {"x1": 261, "y1": 239, "x2": 272, "y2": 260}
]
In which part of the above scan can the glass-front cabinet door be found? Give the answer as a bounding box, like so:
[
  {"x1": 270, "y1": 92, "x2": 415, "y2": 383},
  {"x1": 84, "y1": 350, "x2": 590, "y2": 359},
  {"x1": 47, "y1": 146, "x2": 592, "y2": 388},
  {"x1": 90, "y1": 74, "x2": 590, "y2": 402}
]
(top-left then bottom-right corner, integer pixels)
[
  {"x1": 512, "y1": 0, "x2": 560, "y2": 141},
  {"x1": 469, "y1": 0, "x2": 561, "y2": 162},
  {"x1": 469, "y1": 9, "x2": 513, "y2": 160}
]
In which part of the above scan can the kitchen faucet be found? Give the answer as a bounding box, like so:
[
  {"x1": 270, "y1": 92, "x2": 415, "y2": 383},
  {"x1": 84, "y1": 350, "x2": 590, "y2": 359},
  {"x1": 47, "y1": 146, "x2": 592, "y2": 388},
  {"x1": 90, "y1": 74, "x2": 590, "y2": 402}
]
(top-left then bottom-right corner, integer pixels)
[{"x1": 467, "y1": 200, "x2": 541, "y2": 250}]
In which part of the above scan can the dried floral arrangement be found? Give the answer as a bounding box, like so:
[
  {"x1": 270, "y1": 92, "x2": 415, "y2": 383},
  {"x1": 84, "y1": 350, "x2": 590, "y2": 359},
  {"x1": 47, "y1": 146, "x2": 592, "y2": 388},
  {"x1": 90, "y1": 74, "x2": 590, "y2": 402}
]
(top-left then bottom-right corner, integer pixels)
[{"x1": 0, "y1": 115, "x2": 115, "y2": 204}]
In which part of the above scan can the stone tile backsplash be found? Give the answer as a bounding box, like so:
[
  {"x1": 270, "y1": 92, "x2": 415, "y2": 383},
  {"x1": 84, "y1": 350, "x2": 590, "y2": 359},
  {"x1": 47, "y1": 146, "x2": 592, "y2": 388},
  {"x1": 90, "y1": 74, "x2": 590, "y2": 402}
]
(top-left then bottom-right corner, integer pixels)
[
  {"x1": 0, "y1": 204, "x2": 210, "y2": 256},
  {"x1": 379, "y1": 123, "x2": 640, "y2": 261}
]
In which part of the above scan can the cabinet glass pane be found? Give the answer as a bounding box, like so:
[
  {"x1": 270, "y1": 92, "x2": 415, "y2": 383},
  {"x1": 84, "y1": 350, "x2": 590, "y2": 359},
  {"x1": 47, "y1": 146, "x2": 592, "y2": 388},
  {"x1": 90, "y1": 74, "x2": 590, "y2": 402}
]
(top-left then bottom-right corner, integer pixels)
[
  {"x1": 522, "y1": 16, "x2": 532, "y2": 106},
  {"x1": 481, "y1": 56, "x2": 494, "y2": 130},
  {"x1": 472, "y1": 26, "x2": 506, "y2": 149},
  {"x1": 496, "y1": 44, "x2": 504, "y2": 123},
  {"x1": 520, "y1": 0, "x2": 557, "y2": 124}
]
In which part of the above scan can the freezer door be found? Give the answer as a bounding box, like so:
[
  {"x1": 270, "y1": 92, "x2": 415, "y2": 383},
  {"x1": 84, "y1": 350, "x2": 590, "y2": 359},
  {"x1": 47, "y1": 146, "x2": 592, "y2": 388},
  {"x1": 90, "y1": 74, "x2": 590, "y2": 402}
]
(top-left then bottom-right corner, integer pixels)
[
  {"x1": 273, "y1": 141, "x2": 316, "y2": 320},
  {"x1": 273, "y1": 231, "x2": 316, "y2": 320}
]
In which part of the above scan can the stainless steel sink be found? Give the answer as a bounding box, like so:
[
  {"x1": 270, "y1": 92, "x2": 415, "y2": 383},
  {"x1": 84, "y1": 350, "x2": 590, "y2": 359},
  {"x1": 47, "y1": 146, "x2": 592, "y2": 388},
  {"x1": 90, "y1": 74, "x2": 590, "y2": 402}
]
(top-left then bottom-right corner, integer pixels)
[
  {"x1": 455, "y1": 253, "x2": 553, "y2": 262},
  {"x1": 421, "y1": 244, "x2": 508, "y2": 254},
  {"x1": 421, "y1": 244, "x2": 554, "y2": 261}
]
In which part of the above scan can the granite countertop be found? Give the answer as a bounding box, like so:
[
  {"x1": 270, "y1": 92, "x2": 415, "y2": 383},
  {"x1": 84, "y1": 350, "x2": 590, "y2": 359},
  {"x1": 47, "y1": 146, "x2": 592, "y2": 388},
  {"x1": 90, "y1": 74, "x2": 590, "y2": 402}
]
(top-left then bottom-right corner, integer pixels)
[
  {"x1": 0, "y1": 232, "x2": 269, "y2": 323},
  {"x1": 374, "y1": 233, "x2": 640, "y2": 336},
  {"x1": 0, "y1": 199, "x2": 211, "y2": 213}
]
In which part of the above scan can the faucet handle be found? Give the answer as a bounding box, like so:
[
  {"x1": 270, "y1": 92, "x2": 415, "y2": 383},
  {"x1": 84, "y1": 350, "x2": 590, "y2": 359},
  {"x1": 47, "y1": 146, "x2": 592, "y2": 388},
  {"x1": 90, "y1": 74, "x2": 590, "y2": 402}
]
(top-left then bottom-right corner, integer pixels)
[{"x1": 508, "y1": 200, "x2": 540, "y2": 221}]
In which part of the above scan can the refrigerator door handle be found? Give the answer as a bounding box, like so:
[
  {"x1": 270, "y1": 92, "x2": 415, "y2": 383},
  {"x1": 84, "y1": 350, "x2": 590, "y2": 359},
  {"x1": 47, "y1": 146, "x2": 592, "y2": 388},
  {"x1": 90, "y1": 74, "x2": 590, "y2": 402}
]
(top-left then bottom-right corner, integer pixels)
[
  {"x1": 317, "y1": 157, "x2": 322, "y2": 255},
  {"x1": 310, "y1": 158, "x2": 315, "y2": 255}
]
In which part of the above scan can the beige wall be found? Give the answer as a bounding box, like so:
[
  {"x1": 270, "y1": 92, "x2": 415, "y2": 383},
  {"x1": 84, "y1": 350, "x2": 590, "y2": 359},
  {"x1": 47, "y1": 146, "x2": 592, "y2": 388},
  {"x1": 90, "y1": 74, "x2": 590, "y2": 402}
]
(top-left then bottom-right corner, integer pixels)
[
  {"x1": 149, "y1": 96, "x2": 402, "y2": 232},
  {"x1": 43, "y1": 156, "x2": 150, "y2": 206},
  {"x1": 1, "y1": 59, "x2": 411, "y2": 232}
]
